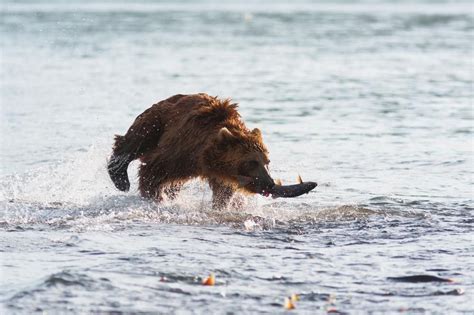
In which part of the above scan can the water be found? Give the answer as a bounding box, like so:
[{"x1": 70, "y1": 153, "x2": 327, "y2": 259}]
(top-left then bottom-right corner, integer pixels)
[{"x1": 1, "y1": 0, "x2": 473, "y2": 313}]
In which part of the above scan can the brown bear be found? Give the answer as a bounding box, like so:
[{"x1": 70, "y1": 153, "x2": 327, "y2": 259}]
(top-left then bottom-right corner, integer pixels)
[{"x1": 107, "y1": 93, "x2": 316, "y2": 209}]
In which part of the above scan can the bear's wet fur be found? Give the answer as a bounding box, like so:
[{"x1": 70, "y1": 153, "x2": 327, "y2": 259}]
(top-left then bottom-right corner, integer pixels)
[{"x1": 108, "y1": 93, "x2": 274, "y2": 209}]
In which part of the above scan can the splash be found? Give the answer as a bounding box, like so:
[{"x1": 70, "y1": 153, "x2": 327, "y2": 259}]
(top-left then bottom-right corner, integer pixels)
[{"x1": 0, "y1": 145, "x2": 406, "y2": 231}]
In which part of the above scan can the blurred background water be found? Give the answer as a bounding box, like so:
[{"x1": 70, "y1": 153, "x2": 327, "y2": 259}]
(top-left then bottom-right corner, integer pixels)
[{"x1": 1, "y1": 0, "x2": 473, "y2": 313}]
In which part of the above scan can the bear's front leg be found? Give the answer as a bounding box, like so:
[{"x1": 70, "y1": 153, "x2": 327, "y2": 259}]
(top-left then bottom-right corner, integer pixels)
[{"x1": 208, "y1": 178, "x2": 235, "y2": 210}]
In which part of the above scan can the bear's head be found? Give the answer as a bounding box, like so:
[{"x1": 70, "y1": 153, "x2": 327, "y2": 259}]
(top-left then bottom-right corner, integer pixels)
[{"x1": 203, "y1": 127, "x2": 275, "y2": 195}]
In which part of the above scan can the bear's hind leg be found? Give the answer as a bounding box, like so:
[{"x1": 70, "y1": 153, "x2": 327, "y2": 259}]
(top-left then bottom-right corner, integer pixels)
[
  {"x1": 108, "y1": 106, "x2": 163, "y2": 192},
  {"x1": 138, "y1": 162, "x2": 185, "y2": 203},
  {"x1": 163, "y1": 182, "x2": 183, "y2": 201},
  {"x1": 138, "y1": 162, "x2": 165, "y2": 201}
]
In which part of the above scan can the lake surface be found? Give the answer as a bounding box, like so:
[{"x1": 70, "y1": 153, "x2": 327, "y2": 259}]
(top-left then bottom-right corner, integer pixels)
[{"x1": 1, "y1": 0, "x2": 473, "y2": 313}]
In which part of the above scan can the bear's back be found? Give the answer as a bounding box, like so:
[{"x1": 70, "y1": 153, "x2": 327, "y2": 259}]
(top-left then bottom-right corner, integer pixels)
[{"x1": 157, "y1": 93, "x2": 241, "y2": 130}]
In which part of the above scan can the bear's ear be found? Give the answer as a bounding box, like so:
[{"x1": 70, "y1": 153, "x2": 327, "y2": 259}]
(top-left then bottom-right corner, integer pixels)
[
  {"x1": 251, "y1": 128, "x2": 262, "y2": 139},
  {"x1": 217, "y1": 127, "x2": 236, "y2": 144}
]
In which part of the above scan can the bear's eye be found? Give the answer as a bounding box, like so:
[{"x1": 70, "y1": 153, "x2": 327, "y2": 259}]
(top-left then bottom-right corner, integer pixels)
[
  {"x1": 239, "y1": 160, "x2": 259, "y2": 174},
  {"x1": 246, "y1": 160, "x2": 259, "y2": 170}
]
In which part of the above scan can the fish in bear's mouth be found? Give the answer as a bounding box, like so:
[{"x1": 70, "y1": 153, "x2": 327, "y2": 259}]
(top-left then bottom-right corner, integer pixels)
[{"x1": 236, "y1": 175, "x2": 317, "y2": 198}]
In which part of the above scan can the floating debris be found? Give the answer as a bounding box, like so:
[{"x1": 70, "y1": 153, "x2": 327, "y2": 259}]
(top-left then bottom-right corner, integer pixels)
[
  {"x1": 284, "y1": 297, "x2": 296, "y2": 310},
  {"x1": 283, "y1": 294, "x2": 299, "y2": 310},
  {"x1": 326, "y1": 294, "x2": 338, "y2": 313},
  {"x1": 202, "y1": 273, "x2": 215, "y2": 286}
]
